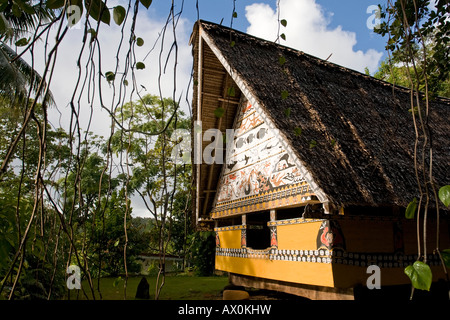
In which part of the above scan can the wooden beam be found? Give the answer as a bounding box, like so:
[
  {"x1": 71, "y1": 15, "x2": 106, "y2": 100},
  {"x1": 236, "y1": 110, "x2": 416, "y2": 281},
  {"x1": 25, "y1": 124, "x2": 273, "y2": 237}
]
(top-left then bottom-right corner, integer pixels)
[
  {"x1": 202, "y1": 66, "x2": 226, "y2": 74},
  {"x1": 229, "y1": 274, "x2": 355, "y2": 300},
  {"x1": 201, "y1": 92, "x2": 240, "y2": 104},
  {"x1": 202, "y1": 72, "x2": 231, "y2": 216},
  {"x1": 196, "y1": 30, "x2": 203, "y2": 226},
  {"x1": 218, "y1": 97, "x2": 240, "y2": 104}
]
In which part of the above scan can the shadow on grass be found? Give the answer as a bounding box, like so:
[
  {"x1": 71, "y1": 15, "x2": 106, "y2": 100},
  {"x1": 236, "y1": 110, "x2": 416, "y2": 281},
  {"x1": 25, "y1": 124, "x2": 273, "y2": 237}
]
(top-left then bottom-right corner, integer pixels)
[{"x1": 66, "y1": 275, "x2": 229, "y2": 300}]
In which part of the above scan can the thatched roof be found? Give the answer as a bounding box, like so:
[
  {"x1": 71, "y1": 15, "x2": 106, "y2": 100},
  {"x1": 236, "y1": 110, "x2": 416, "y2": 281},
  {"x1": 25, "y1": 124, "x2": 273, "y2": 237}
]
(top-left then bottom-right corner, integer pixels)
[{"x1": 191, "y1": 20, "x2": 450, "y2": 223}]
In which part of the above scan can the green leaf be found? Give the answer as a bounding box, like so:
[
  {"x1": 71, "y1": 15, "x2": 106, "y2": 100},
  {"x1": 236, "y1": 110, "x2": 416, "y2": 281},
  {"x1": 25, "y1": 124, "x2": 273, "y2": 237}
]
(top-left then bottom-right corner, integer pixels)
[
  {"x1": 281, "y1": 90, "x2": 289, "y2": 100},
  {"x1": 441, "y1": 249, "x2": 450, "y2": 268},
  {"x1": 136, "y1": 62, "x2": 145, "y2": 70},
  {"x1": 114, "y1": 239, "x2": 120, "y2": 246},
  {"x1": 294, "y1": 127, "x2": 302, "y2": 136},
  {"x1": 227, "y1": 86, "x2": 235, "y2": 97},
  {"x1": 309, "y1": 140, "x2": 317, "y2": 149},
  {"x1": 280, "y1": 33, "x2": 286, "y2": 41},
  {"x1": 280, "y1": 19, "x2": 287, "y2": 27},
  {"x1": 113, "y1": 276, "x2": 122, "y2": 287},
  {"x1": 214, "y1": 107, "x2": 225, "y2": 118},
  {"x1": 404, "y1": 261, "x2": 432, "y2": 291},
  {"x1": 15, "y1": 37, "x2": 29, "y2": 47},
  {"x1": 16, "y1": 0, "x2": 35, "y2": 14},
  {"x1": 85, "y1": 0, "x2": 111, "y2": 25},
  {"x1": 113, "y1": 5, "x2": 126, "y2": 26},
  {"x1": 284, "y1": 107, "x2": 291, "y2": 117},
  {"x1": 279, "y1": 56, "x2": 286, "y2": 66},
  {"x1": 0, "y1": 1, "x2": 9, "y2": 14},
  {"x1": 139, "y1": 0, "x2": 152, "y2": 9},
  {"x1": 87, "y1": 28, "x2": 97, "y2": 42},
  {"x1": 405, "y1": 197, "x2": 417, "y2": 219},
  {"x1": 136, "y1": 37, "x2": 144, "y2": 47},
  {"x1": 46, "y1": 0, "x2": 65, "y2": 9},
  {"x1": 232, "y1": 11, "x2": 237, "y2": 18},
  {"x1": 105, "y1": 71, "x2": 115, "y2": 82},
  {"x1": 230, "y1": 40, "x2": 236, "y2": 47},
  {"x1": 438, "y1": 185, "x2": 450, "y2": 207},
  {"x1": 12, "y1": 4, "x2": 22, "y2": 18},
  {"x1": 67, "y1": 2, "x2": 83, "y2": 26}
]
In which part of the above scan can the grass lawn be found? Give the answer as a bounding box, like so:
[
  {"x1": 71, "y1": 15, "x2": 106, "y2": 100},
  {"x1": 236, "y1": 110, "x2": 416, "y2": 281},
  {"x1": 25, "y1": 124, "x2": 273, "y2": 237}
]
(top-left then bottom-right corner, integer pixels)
[{"x1": 67, "y1": 274, "x2": 229, "y2": 300}]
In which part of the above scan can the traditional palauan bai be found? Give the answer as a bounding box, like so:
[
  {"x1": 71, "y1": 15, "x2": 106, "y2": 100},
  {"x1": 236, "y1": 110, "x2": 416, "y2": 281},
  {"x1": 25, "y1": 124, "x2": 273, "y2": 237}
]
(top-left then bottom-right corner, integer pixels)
[{"x1": 189, "y1": 20, "x2": 450, "y2": 300}]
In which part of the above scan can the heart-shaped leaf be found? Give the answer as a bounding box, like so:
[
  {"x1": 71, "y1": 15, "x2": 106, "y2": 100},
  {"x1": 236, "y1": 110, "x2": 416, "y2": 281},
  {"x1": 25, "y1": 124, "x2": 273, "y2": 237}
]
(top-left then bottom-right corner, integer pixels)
[
  {"x1": 405, "y1": 197, "x2": 417, "y2": 219},
  {"x1": 404, "y1": 261, "x2": 432, "y2": 291},
  {"x1": 139, "y1": 0, "x2": 152, "y2": 9},
  {"x1": 85, "y1": 0, "x2": 111, "y2": 25},
  {"x1": 113, "y1": 5, "x2": 126, "y2": 26},
  {"x1": 439, "y1": 185, "x2": 450, "y2": 207}
]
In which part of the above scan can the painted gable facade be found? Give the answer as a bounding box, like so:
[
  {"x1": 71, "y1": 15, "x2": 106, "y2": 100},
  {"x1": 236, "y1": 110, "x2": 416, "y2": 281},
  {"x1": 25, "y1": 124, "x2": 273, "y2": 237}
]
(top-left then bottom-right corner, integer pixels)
[{"x1": 212, "y1": 100, "x2": 316, "y2": 219}]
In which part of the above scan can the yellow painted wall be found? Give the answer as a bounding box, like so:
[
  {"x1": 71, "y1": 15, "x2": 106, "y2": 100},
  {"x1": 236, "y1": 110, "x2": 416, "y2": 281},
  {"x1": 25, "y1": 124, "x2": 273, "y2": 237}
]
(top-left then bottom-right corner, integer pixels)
[
  {"x1": 218, "y1": 229, "x2": 242, "y2": 249},
  {"x1": 216, "y1": 220, "x2": 335, "y2": 287},
  {"x1": 276, "y1": 220, "x2": 323, "y2": 250},
  {"x1": 215, "y1": 255, "x2": 334, "y2": 288}
]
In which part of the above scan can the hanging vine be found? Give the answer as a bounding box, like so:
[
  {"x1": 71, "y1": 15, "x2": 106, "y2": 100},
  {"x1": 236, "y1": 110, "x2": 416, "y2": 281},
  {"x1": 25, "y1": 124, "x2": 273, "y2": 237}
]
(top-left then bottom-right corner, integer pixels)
[{"x1": 375, "y1": 0, "x2": 450, "y2": 298}]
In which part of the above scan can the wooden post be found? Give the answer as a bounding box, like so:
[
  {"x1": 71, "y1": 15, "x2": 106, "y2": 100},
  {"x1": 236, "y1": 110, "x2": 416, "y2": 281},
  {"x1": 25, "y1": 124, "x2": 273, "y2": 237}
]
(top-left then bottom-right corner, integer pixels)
[{"x1": 270, "y1": 209, "x2": 276, "y2": 222}]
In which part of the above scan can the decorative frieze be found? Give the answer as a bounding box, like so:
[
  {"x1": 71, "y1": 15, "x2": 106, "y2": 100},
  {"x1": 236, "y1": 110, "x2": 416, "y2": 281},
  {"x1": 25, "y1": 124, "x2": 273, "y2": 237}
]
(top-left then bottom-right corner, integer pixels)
[{"x1": 215, "y1": 247, "x2": 443, "y2": 268}]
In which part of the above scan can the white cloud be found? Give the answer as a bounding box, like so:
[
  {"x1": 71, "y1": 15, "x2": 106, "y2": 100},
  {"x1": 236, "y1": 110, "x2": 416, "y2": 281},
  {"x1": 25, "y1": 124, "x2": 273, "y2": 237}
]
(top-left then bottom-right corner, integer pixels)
[
  {"x1": 245, "y1": 0, "x2": 383, "y2": 73},
  {"x1": 26, "y1": 6, "x2": 192, "y2": 137}
]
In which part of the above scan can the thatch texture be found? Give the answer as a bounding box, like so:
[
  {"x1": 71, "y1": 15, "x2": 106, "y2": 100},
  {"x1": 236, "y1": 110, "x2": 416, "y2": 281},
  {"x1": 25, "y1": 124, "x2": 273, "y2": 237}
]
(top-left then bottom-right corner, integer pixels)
[{"x1": 192, "y1": 20, "x2": 450, "y2": 216}]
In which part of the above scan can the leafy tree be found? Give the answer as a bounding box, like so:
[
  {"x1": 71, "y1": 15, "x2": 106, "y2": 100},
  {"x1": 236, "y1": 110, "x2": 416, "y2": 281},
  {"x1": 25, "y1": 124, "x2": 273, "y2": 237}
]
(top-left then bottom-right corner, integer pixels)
[
  {"x1": 374, "y1": 50, "x2": 450, "y2": 98},
  {"x1": 111, "y1": 93, "x2": 191, "y2": 299},
  {"x1": 0, "y1": 98, "x2": 70, "y2": 299},
  {"x1": 191, "y1": 232, "x2": 216, "y2": 276},
  {"x1": 375, "y1": 0, "x2": 449, "y2": 97},
  {"x1": 375, "y1": 0, "x2": 450, "y2": 297}
]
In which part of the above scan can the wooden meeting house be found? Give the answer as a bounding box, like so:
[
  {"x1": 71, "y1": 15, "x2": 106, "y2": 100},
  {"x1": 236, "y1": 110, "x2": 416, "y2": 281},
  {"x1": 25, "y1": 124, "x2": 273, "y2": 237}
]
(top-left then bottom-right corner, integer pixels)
[{"x1": 189, "y1": 20, "x2": 450, "y2": 300}]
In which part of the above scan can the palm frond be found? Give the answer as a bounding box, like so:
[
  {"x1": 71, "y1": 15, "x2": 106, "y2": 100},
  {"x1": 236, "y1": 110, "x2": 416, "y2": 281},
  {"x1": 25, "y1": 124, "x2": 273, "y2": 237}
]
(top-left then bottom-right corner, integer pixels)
[
  {"x1": 0, "y1": 42, "x2": 55, "y2": 106},
  {"x1": 0, "y1": 1, "x2": 57, "y2": 107},
  {"x1": 0, "y1": 2, "x2": 56, "y2": 43}
]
